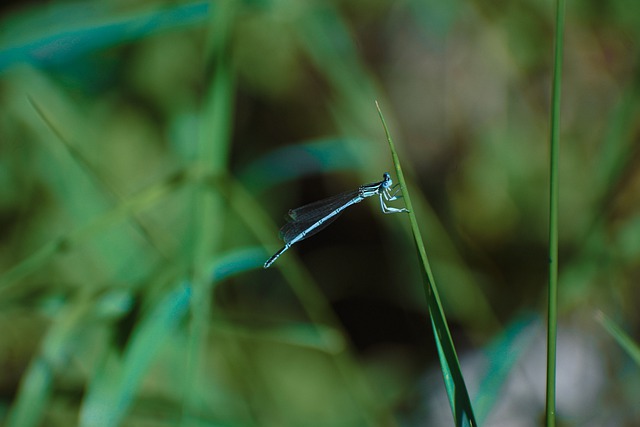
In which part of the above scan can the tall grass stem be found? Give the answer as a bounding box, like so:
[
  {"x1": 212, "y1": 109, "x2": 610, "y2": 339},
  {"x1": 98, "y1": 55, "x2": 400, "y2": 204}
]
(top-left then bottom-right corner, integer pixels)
[{"x1": 546, "y1": 0, "x2": 566, "y2": 425}]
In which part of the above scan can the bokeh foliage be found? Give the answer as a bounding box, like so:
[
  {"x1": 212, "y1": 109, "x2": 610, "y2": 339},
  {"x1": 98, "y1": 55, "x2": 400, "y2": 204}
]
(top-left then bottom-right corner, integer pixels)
[{"x1": 1, "y1": 0, "x2": 640, "y2": 426}]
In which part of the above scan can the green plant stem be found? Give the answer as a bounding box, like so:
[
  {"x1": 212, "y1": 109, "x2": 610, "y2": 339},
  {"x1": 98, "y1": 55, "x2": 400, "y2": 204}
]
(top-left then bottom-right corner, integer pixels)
[
  {"x1": 376, "y1": 102, "x2": 477, "y2": 427},
  {"x1": 546, "y1": 0, "x2": 565, "y2": 426}
]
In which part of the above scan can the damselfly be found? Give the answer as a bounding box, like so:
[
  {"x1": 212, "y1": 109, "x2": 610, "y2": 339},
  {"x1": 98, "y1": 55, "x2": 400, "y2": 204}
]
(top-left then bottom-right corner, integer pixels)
[{"x1": 264, "y1": 172, "x2": 409, "y2": 268}]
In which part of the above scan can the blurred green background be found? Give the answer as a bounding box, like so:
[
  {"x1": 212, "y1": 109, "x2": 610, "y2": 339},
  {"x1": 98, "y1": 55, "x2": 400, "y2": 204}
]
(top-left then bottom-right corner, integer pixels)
[{"x1": 1, "y1": 0, "x2": 639, "y2": 426}]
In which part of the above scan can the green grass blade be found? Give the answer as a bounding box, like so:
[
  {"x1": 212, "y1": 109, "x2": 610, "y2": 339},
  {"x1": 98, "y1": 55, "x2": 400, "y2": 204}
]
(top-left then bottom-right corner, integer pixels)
[
  {"x1": 28, "y1": 96, "x2": 173, "y2": 259},
  {"x1": 5, "y1": 358, "x2": 52, "y2": 427},
  {"x1": 376, "y1": 102, "x2": 477, "y2": 427},
  {"x1": 79, "y1": 284, "x2": 191, "y2": 427},
  {"x1": 596, "y1": 311, "x2": 640, "y2": 366},
  {"x1": 474, "y1": 315, "x2": 538, "y2": 424},
  {"x1": 546, "y1": 1, "x2": 565, "y2": 426},
  {"x1": 183, "y1": 1, "x2": 237, "y2": 422},
  {"x1": 0, "y1": 2, "x2": 210, "y2": 72},
  {"x1": 6, "y1": 300, "x2": 94, "y2": 427},
  {"x1": 0, "y1": 170, "x2": 188, "y2": 296}
]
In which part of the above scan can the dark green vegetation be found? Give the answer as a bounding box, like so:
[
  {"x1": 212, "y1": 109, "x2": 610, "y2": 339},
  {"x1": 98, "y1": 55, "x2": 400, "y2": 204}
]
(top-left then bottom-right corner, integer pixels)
[{"x1": 1, "y1": 1, "x2": 639, "y2": 426}]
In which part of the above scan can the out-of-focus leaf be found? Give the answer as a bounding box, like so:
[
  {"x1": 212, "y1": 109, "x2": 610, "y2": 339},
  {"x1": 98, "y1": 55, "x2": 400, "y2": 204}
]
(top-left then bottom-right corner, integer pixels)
[
  {"x1": 596, "y1": 311, "x2": 640, "y2": 366},
  {"x1": 0, "y1": 2, "x2": 210, "y2": 73},
  {"x1": 79, "y1": 283, "x2": 191, "y2": 427}
]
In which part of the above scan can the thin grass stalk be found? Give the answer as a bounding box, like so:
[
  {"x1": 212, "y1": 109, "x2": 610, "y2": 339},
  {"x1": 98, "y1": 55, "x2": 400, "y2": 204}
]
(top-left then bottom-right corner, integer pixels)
[
  {"x1": 546, "y1": 0, "x2": 566, "y2": 426},
  {"x1": 184, "y1": 0, "x2": 237, "y2": 422}
]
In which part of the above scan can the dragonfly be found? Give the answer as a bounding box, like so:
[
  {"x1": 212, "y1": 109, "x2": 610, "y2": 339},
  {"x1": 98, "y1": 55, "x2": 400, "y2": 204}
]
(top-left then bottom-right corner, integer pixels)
[{"x1": 264, "y1": 172, "x2": 409, "y2": 268}]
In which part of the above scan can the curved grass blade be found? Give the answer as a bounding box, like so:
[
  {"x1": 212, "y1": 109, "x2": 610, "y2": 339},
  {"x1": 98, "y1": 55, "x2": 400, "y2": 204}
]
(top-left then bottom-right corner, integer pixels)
[
  {"x1": 209, "y1": 247, "x2": 269, "y2": 281},
  {"x1": 0, "y1": 2, "x2": 210, "y2": 73},
  {"x1": 376, "y1": 102, "x2": 477, "y2": 427}
]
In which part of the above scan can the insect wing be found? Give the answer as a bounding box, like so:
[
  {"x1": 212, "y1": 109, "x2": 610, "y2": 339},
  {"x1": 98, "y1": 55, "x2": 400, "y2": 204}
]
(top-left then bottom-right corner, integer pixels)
[
  {"x1": 287, "y1": 190, "x2": 357, "y2": 222},
  {"x1": 279, "y1": 210, "x2": 344, "y2": 244}
]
